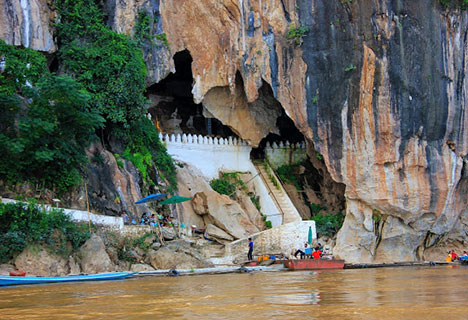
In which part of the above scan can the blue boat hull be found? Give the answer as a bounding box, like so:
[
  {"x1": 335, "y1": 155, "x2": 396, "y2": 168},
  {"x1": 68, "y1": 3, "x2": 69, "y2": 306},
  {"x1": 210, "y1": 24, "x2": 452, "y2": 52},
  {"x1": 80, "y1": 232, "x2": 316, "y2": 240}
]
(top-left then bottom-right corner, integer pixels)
[{"x1": 0, "y1": 272, "x2": 135, "y2": 286}]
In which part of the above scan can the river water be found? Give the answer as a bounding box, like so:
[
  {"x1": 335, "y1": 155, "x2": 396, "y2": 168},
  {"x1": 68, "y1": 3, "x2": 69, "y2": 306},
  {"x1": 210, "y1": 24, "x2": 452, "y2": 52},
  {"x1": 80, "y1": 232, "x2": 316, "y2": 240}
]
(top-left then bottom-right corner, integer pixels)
[{"x1": 1, "y1": 266, "x2": 468, "y2": 319}]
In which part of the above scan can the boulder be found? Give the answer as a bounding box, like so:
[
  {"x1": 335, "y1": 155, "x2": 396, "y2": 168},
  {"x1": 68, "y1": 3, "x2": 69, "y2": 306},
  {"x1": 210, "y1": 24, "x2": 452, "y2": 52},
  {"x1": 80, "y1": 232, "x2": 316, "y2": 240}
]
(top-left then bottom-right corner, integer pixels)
[
  {"x1": 15, "y1": 245, "x2": 68, "y2": 276},
  {"x1": 206, "y1": 224, "x2": 234, "y2": 242},
  {"x1": 68, "y1": 256, "x2": 81, "y2": 275},
  {"x1": 238, "y1": 194, "x2": 266, "y2": 231},
  {"x1": 130, "y1": 263, "x2": 155, "y2": 272},
  {"x1": 161, "y1": 227, "x2": 176, "y2": 240},
  {"x1": 0, "y1": 263, "x2": 15, "y2": 276},
  {"x1": 106, "y1": 247, "x2": 119, "y2": 265},
  {"x1": 147, "y1": 247, "x2": 213, "y2": 270},
  {"x1": 117, "y1": 261, "x2": 131, "y2": 271},
  {"x1": 192, "y1": 191, "x2": 259, "y2": 239},
  {"x1": 192, "y1": 192, "x2": 209, "y2": 215},
  {"x1": 151, "y1": 242, "x2": 162, "y2": 250},
  {"x1": 78, "y1": 234, "x2": 114, "y2": 273}
]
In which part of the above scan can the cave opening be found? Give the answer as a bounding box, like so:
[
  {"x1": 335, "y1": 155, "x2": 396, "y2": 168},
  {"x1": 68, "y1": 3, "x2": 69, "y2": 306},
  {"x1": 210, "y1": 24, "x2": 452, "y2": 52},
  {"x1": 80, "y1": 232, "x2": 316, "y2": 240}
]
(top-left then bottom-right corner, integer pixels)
[
  {"x1": 250, "y1": 110, "x2": 305, "y2": 160},
  {"x1": 247, "y1": 82, "x2": 345, "y2": 219},
  {"x1": 146, "y1": 50, "x2": 236, "y2": 137}
]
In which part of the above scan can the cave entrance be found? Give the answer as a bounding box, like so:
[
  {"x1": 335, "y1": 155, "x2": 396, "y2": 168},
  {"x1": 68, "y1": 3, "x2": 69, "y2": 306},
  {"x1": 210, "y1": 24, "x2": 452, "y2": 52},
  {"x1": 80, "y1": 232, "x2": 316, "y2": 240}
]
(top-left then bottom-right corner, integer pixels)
[
  {"x1": 146, "y1": 50, "x2": 235, "y2": 137},
  {"x1": 248, "y1": 85, "x2": 345, "y2": 219},
  {"x1": 250, "y1": 110, "x2": 305, "y2": 160}
]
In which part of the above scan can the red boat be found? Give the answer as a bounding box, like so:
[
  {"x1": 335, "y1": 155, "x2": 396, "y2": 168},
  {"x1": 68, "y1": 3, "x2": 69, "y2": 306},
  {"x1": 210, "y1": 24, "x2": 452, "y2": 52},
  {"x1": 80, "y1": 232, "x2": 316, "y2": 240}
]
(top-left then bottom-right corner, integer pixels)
[{"x1": 284, "y1": 259, "x2": 345, "y2": 270}]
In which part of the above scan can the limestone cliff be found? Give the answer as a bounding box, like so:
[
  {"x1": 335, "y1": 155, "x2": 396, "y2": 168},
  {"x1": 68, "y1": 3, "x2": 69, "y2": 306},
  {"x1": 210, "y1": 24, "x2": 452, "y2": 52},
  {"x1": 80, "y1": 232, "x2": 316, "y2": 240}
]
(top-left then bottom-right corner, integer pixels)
[{"x1": 1, "y1": 0, "x2": 468, "y2": 263}]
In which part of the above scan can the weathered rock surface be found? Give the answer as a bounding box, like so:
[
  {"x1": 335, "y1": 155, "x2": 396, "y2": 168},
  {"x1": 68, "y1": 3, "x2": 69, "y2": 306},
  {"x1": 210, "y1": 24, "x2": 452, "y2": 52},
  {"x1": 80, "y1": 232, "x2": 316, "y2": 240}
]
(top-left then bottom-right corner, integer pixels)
[
  {"x1": 161, "y1": 227, "x2": 176, "y2": 240},
  {"x1": 85, "y1": 142, "x2": 149, "y2": 223},
  {"x1": 78, "y1": 234, "x2": 114, "y2": 274},
  {"x1": 0, "y1": 263, "x2": 16, "y2": 276},
  {"x1": 15, "y1": 245, "x2": 68, "y2": 276},
  {"x1": 206, "y1": 224, "x2": 234, "y2": 242},
  {"x1": 68, "y1": 256, "x2": 81, "y2": 275},
  {"x1": 2, "y1": 0, "x2": 468, "y2": 263},
  {"x1": 192, "y1": 191, "x2": 259, "y2": 239},
  {"x1": 0, "y1": 0, "x2": 56, "y2": 52},
  {"x1": 130, "y1": 263, "x2": 155, "y2": 272},
  {"x1": 147, "y1": 245, "x2": 213, "y2": 270}
]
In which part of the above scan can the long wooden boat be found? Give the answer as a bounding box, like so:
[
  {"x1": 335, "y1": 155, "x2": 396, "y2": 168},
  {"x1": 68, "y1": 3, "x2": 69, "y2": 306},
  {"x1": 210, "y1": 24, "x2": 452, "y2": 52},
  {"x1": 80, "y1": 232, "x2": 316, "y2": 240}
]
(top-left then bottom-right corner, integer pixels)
[
  {"x1": 284, "y1": 259, "x2": 345, "y2": 270},
  {"x1": 0, "y1": 272, "x2": 135, "y2": 286}
]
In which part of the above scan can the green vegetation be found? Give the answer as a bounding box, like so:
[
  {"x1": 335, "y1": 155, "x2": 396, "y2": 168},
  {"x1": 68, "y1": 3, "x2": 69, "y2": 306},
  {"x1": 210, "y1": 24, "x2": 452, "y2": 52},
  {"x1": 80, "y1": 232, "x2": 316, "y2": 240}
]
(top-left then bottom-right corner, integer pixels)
[
  {"x1": 264, "y1": 161, "x2": 280, "y2": 189},
  {"x1": 134, "y1": 10, "x2": 152, "y2": 46},
  {"x1": 345, "y1": 63, "x2": 357, "y2": 72},
  {"x1": 155, "y1": 33, "x2": 169, "y2": 48},
  {"x1": 0, "y1": 40, "x2": 103, "y2": 192},
  {"x1": 312, "y1": 96, "x2": 318, "y2": 104},
  {"x1": 310, "y1": 212, "x2": 345, "y2": 237},
  {"x1": 132, "y1": 232, "x2": 154, "y2": 253},
  {"x1": 276, "y1": 165, "x2": 301, "y2": 191},
  {"x1": 265, "y1": 220, "x2": 273, "y2": 229},
  {"x1": 1, "y1": 1, "x2": 177, "y2": 195},
  {"x1": 310, "y1": 203, "x2": 326, "y2": 216},
  {"x1": 249, "y1": 194, "x2": 261, "y2": 211},
  {"x1": 56, "y1": 0, "x2": 147, "y2": 130},
  {"x1": 440, "y1": 0, "x2": 468, "y2": 9},
  {"x1": 0, "y1": 201, "x2": 91, "y2": 262},
  {"x1": 210, "y1": 172, "x2": 247, "y2": 199},
  {"x1": 286, "y1": 23, "x2": 310, "y2": 45}
]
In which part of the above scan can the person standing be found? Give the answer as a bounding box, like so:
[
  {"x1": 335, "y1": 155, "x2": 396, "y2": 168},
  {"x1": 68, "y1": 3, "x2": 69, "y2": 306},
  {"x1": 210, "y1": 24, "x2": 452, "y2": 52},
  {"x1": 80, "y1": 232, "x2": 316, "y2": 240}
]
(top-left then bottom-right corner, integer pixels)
[{"x1": 248, "y1": 238, "x2": 254, "y2": 261}]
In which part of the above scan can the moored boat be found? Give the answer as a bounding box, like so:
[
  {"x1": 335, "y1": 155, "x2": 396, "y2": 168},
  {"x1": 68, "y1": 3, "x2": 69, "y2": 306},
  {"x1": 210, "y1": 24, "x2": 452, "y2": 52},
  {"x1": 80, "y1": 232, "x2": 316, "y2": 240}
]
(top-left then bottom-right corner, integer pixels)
[
  {"x1": 284, "y1": 259, "x2": 345, "y2": 270},
  {"x1": 0, "y1": 272, "x2": 135, "y2": 286}
]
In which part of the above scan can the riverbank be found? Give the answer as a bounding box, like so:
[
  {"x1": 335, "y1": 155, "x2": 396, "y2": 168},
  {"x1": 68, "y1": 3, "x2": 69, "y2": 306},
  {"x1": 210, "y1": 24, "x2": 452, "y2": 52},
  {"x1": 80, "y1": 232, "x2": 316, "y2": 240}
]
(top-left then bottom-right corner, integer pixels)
[{"x1": 129, "y1": 260, "x2": 460, "y2": 279}]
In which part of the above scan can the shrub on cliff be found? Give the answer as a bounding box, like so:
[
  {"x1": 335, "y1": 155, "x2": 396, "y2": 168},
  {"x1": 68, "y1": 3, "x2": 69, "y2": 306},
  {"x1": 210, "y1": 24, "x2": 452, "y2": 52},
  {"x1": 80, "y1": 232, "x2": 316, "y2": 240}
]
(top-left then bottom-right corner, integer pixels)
[
  {"x1": 311, "y1": 212, "x2": 345, "y2": 237},
  {"x1": 0, "y1": 201, "x2": 91, "y2": 263},
  {"x1": 55, "y1": 0, "x2": 178, "y2": 193},
  {"x1": 0, "y1": 40, "x2": 103, "y2": 192},
  {"x1": 210, "y1": 172, "x2": 247, "y2": 199}
]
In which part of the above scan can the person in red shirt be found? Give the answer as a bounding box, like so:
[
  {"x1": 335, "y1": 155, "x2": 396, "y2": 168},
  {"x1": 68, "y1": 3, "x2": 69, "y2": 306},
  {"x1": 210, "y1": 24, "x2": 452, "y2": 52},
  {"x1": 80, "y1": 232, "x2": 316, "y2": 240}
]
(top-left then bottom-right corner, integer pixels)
[
  {"x1": 451, "y1": 250, "x2": 459, "y2": 261},
  {"x1": 312, "y1": 247, "x2": 322, "y2": 259}
]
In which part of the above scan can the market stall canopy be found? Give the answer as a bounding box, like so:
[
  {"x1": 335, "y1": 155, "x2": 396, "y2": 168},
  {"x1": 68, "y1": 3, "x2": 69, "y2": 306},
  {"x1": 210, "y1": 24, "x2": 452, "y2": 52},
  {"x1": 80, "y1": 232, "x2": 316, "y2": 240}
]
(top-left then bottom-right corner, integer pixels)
[
  {"x1": 135, "y1": 193, "x2": 168, "y2": 204},
  {"x1": 160, "y1": 196, "x2": 192, "y2": 205}
]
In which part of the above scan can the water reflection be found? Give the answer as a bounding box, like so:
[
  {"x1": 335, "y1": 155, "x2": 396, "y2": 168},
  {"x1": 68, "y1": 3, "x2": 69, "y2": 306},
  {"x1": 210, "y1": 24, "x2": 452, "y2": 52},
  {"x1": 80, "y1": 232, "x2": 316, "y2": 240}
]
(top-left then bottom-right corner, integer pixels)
[{"x1": 1, "y1": 266, "x2": 468, "y2": 319}]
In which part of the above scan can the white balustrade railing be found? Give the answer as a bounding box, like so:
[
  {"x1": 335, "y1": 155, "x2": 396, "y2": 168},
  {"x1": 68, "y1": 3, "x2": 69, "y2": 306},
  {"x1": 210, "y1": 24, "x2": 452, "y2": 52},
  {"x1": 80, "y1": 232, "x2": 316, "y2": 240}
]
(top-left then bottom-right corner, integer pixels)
[
  {"x1": 159, "y1": 132, "x2": 249, "y2": 147},
  {"x1": 265, "y1": 140, "x2": 306, "y2": 150}
]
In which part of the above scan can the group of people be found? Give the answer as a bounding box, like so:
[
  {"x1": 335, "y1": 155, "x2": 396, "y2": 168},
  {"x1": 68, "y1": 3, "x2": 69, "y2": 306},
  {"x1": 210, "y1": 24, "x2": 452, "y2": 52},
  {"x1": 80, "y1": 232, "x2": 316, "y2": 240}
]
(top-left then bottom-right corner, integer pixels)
[
  {"x1": 246, "y1": 239, "x2": 326, "y2": 261},
  {"x1": 294, "y1": 242, "x2": 323, "y2": 260},
  {"x1": 446, "y1": 249, "x2": 468, "y2": 262},
  {"x1": 121, "y1": 210, "x2": 173, "y2": 227}
]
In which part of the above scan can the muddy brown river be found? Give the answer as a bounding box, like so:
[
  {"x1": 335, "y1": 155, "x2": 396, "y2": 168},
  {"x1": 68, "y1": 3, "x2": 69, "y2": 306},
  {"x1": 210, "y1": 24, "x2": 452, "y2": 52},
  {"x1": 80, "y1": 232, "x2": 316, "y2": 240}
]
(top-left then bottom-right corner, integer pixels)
[{"x1": 1, "y1": 266, "x2": 468, "y2": 319}]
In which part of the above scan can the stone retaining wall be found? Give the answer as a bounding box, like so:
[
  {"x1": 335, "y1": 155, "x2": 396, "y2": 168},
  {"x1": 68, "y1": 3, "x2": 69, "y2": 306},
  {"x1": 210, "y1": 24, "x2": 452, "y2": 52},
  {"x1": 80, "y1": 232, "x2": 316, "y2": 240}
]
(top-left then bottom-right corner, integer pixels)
[{"x1": 226, "y1": 220, "x2": 316, "y2": 260}]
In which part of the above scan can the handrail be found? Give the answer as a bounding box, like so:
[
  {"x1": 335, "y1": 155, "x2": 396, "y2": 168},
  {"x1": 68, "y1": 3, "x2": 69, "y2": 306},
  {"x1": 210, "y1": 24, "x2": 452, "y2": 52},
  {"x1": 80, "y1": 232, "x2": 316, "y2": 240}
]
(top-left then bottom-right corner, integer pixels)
[{"x1": 254, "y1": 163, "x2": 286, "y2": 221}]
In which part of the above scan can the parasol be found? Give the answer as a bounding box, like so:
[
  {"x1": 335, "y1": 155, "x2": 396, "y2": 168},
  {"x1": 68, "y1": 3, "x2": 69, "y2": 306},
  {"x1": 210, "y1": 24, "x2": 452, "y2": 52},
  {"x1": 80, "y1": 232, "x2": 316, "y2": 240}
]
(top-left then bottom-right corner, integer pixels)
[
  {"x1": 160, "y1": 196, "x2": 192, "y2": 236},
  {"x1": 135, "y1": 193, "x2": 168, "y2": 204},
  {"x1": 308, "y1": 226, "x2": 313, "y2": 245},
  {"x1": 160, "y1": 196, "x2": 192, "y2": 205}
]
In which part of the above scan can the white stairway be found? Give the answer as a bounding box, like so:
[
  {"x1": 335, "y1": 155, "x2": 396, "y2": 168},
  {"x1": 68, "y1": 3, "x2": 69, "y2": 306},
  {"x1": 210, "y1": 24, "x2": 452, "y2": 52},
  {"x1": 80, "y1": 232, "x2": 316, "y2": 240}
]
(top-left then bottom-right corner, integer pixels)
[{"x1": 253, "y1": 161, "x2": 301, "y2": 224}]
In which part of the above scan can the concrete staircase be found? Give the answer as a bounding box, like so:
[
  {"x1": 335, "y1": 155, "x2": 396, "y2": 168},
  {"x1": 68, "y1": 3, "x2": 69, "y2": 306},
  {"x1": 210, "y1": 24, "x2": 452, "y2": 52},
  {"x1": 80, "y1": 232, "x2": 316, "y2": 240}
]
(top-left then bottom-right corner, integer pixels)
[{"x1": 253, "y1": 161, "x2": 301, "y2": 224}]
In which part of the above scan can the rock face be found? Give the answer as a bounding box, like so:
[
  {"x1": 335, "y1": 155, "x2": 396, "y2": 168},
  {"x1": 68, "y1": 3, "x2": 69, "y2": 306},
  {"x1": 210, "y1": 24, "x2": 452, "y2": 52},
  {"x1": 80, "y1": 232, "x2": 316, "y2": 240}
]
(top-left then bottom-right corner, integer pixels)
[
  {"x1": 176, "y1": 163, "x2": 265, "y2": 235},
  {"x1": 78, "y1": 234, "x2": 114, "y2": 274},
  {"x1": 2, "y1": 0, "x2": 468, "y2": 263},
  {"x1": 147, "y1": 241, "x2": 214, "y2": 270},
  {"x1": 85, "y1": 142, "x2": 151, "y2": 223},
  {"x1": 159, "y1": 0, "x2": 468, "y2": 263},
  {"x1": 192, "y1": 191, "x2": 260, "y2": 239},
  {"x1": 206, "y1": 223, "x2": 234, "y2": 242},
  {"x1": 14, "y1": 245, "x2": 68, "y2": 276},
  {"x1": 0, "y1": 0, "x2": 55, "y2": 52}
]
